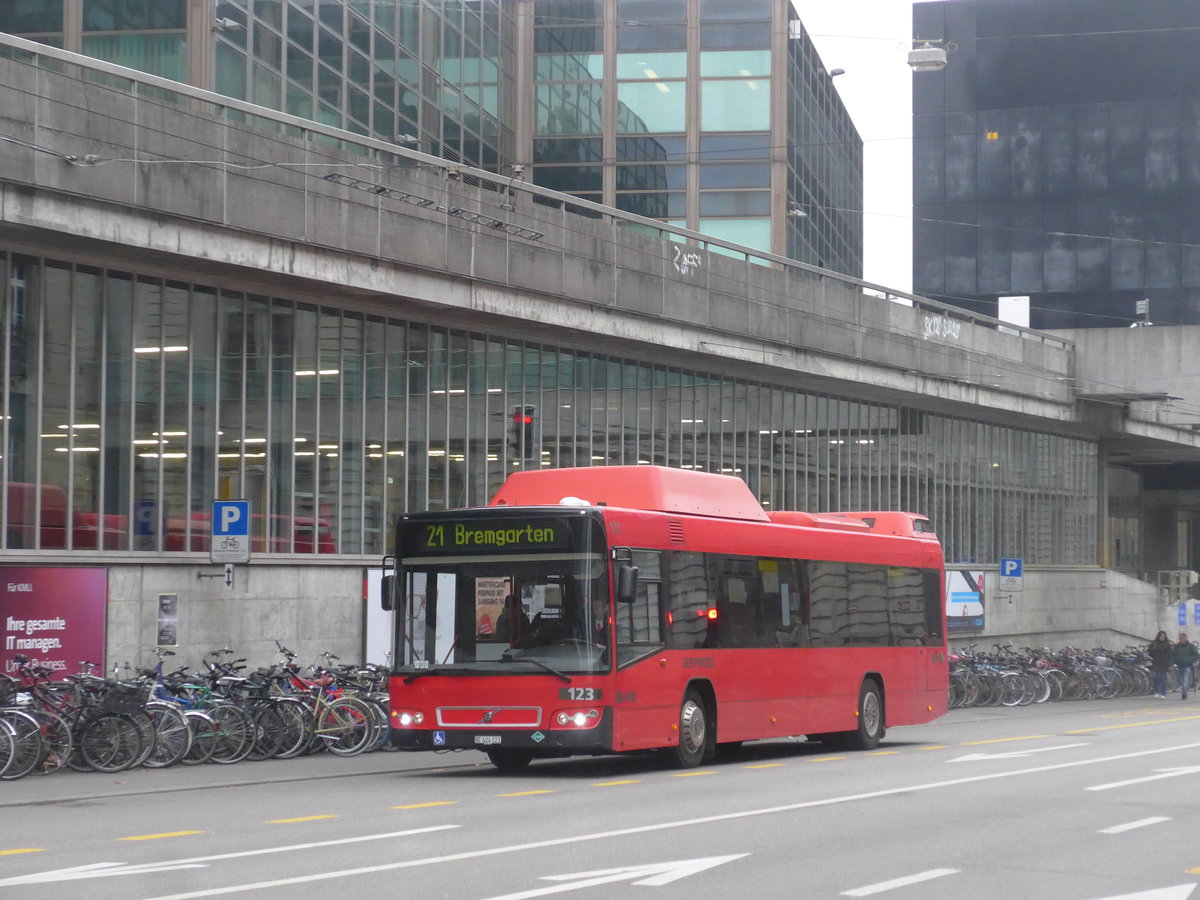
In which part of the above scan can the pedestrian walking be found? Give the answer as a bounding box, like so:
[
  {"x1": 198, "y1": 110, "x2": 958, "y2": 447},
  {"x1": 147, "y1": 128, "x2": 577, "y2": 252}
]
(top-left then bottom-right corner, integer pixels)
[
  {"x1": 1148, "y1": 630, "x2": 1173, "y2": 698},
  {"x1": 1172, "y1": 632, "x2": 1199, "y2": 700}
]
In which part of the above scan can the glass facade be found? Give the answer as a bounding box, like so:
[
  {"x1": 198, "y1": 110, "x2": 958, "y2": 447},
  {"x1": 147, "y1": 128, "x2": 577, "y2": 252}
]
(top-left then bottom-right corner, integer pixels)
[
  {"x1": 913, "y1": 0, "x2": 1200, "y2": 329},
  {"x1": 527, "y1": 0, "x2": 863, "y2": 276},
  {"x1": 0, "y1": 249, "x2": 1098, "y2": 567},
  {"x1": 0, "y1": 1, "x2": 862, "y2": 274},
  {"x1": 0, "y1": 0, "x2": 517, "y2": 172}
]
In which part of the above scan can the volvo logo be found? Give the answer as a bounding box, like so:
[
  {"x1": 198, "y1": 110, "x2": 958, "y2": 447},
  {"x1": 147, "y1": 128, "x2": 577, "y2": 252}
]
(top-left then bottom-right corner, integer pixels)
[{"x1": 479, "y1": 708, "x2": 500, "y2": 724}]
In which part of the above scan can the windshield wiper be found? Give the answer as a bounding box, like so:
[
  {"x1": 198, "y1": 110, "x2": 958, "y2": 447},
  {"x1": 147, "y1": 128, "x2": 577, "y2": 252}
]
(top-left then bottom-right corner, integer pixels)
[{"x1": 499, "y1": 653, "x2": 572, "y2": 683}]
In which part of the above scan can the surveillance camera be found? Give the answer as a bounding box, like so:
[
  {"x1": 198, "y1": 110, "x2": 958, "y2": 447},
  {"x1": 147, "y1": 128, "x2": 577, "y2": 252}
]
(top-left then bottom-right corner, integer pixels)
[{"x1": 213, "y1": 16, "x2": 244, "y2": 32}]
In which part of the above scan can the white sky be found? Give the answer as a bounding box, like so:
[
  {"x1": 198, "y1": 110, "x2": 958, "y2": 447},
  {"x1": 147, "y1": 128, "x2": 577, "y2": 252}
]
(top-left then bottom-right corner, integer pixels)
[{"x1": 795, "y1": 1, "x2": 916, "y2": 293}]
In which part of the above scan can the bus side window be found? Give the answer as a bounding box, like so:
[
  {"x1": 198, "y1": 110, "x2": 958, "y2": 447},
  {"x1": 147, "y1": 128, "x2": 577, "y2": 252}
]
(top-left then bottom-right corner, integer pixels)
[{"x1": 664, "y1": 550, "x2": 708, "y2": 650}]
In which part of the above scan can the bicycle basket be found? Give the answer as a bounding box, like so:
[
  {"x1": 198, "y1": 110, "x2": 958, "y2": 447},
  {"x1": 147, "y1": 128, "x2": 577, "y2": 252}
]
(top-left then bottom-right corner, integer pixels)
[{"x1": 99, "y1": 683, "x2": 144, "y2": 714}]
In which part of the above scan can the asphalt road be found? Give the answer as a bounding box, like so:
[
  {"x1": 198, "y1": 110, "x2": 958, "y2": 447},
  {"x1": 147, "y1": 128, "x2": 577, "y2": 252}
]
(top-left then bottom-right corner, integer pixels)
[{"x1": 3, "y1": 697, "x2": 1200, "y2": 899}]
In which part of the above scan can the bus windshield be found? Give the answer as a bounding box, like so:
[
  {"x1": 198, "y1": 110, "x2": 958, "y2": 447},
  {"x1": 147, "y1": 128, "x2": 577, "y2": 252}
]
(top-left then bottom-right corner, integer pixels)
[
  {"x1": 396, "y1": 512, "x2": 611, "y2": 676},
  {"x1": 399, "y1": 554, "x2": 610, "y2": 675}
]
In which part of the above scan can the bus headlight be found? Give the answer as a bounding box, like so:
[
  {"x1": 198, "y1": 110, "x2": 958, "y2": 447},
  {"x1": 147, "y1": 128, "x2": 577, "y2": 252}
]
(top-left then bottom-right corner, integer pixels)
[
  {"x1": 391, "y1": 709, "x2": 425, "y2": 727},
  {"x1": 553, "y1": 708, "x2": 600, "y2": 728}
]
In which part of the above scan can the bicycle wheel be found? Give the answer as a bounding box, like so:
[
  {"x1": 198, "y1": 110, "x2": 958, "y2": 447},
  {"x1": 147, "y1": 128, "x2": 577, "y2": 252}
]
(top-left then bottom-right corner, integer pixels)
[
  {"x1": 273, "y1": 698, "x2": 315, "y2": 759},
  {"x1": 180, "y1": 710, "x2": 217, "y2": 765},
  {"x1": 79, "y1": 713, "x2": 142, "y2": 773},
  {"x1": 123, "y1": 708, "x2": 158, "y2": 768},
  {"x1": 244, "y1": 703, "x2": 286, "y2": 761},
  {"x1": 207, "y1": 703, "x2": 254, "y2": 764},
  {"x1": 143, "y1": 702, "x2": 192, "y2": 768},
  {"x1": 0, "y1": 717, "x2": 18, "y2": 778},
  {"x1": 29, "y1": 709, "x2": 74, "y2": 773},
  {"x1": 317, "y1": 696, "x2": 375, "y2": 757},
  {"x1": 0, "y1": 709, "x2": 46, "y2": 780}
]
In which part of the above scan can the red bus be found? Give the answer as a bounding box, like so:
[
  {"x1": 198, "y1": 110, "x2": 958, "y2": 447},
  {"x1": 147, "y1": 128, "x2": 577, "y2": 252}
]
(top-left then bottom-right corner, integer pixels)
[{"x1": 381, "y1": 466, "x2": 947, "y2": 771}]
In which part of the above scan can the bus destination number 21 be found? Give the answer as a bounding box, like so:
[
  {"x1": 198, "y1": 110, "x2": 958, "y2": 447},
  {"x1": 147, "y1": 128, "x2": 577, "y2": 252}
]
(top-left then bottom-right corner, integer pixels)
[{"x1": 560, "y1": 687, "x2": 602, "y2": 701}]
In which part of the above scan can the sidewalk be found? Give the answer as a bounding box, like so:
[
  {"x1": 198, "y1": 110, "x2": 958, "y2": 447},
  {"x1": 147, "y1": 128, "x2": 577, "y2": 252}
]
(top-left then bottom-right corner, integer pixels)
[{"x1": 0, "y1": 747, "x2": 488, "y2": 808}]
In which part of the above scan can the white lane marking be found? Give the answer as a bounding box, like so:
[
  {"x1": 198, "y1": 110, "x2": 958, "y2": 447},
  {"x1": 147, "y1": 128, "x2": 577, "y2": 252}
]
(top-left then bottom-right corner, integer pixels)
[
  {"x1": 841, "y1": 868, "x2": 958, "y2": 897},
  {"x1": 1098, "y1": 817, "x2": 1171, "y2": 834},
  {"x1": 1088, "y1": 766, "x2": 1200, "y2": 791},
  {"x1": 0, "y1": 826, "x2": 459, "y2": 888},
  {"x1": 1092, "y1": 885, "x2": 1196, "y2": 900},
  {"x1": 480, "y1": 855, "x2": 750, "y2": 900},
  {"x1": 947, "y1": 742, "x2": 1089, "y2": 762},
  {"x1": 143, "y1": 740, "x2": 1200, "y2": 900}
]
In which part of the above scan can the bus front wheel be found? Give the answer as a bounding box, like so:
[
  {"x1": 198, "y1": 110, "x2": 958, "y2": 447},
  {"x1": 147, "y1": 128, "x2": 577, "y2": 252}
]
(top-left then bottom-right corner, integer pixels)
[
  {"x1": 487, "y1": 748, "x2": 533, "y2": 772},
  {"x1": 671, "y1": 688, "x2": 708, "y2": 768}
]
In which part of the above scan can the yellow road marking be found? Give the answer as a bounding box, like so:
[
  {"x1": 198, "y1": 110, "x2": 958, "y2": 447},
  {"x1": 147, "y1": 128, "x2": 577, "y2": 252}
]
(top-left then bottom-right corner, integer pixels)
[
  {"x1": 1068, "y1": 715, "x2": 1200, "y2": 734},
  {"x1": 592, "y1": 779, "x2": 641, "y2": 786},
  {"x1": 744, "y1": 763, "x2": 786, "y2": 768},
  {"x1": 810, "y1": 756, "x2": 844, "y2": 762},
  {"x1": 0, "y1": 848, "x2": 45, "y2": 856},
  {"x1": 670, "y1": 770, "x2": 717, "y2": 777},
  {"x1": 118, "y1": 831, "x2": 206, "y2": 841},
  {"x1": 868, "y1": 750, "x2": 900, "y2": 756},
  {"x1": 498, "y1": 790, "x2": 556, "y2": 797},
  {"x1": 265, "y1": 815, "x2": 340, "y2": 824},
  {"x1": 962, "y1": 734, "x2": 1050, "y2": 746},
  {"x1": 918, "y1": 745, "x2": 949, "y2": 750},
  {"x1": 392, "y1": 801, "x2": 458, "y2": 810}
]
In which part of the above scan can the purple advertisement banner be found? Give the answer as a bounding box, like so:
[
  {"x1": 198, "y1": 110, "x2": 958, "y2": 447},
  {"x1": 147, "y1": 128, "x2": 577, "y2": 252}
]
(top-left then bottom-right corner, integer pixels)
[{"x1": 1, "y1": 567, "x2": 107, "y2": 676}]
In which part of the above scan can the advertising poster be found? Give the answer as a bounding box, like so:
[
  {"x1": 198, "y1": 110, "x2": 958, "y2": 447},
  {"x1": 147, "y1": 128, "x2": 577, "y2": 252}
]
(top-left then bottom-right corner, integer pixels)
[
  {"x1": 157, "y1": 593, "x2": 179, "y2": 647},
  {"x1": 946, "y1": 569, "x2": 984, "y2": 633},
  {"x1": 1, "y1": 566, "x2": 108, "y2": 676}
]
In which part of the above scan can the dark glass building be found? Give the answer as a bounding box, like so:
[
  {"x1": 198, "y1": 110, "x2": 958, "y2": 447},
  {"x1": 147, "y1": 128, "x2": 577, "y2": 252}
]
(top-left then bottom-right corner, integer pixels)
[{"x1": 913, "y1": 0, "x2": 1200, "y2": 329}]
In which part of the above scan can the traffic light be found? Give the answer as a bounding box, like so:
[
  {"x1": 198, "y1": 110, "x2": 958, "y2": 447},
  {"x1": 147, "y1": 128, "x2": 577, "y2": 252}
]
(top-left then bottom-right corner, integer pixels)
[{"x1": 508, "y1": 404, "x2": 536, "y2": 461}]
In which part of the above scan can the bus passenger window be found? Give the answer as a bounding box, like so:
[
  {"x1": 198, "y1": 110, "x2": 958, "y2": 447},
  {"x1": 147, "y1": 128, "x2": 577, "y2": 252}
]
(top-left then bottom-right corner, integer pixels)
[{"x1": 665, "y1": 551, "x2": 708, "y2": 650}]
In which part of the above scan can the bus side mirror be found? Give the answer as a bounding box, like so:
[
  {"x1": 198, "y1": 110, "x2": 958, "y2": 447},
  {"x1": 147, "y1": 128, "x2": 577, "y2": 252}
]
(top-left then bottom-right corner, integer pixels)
[
  {"x1": 380, "y1": 574, "x2": 396, "y2": 612},
  {"x1": 616, "y1": 565, "x2": 638, "y2": 604}
]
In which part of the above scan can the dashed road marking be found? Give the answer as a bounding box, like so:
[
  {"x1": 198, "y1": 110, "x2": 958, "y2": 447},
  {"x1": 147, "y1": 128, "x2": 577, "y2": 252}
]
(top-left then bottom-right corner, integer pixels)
[
  {"x1": 498, "y1": 790, "x2": 556, "y2": 797},
  {"x1": 962, "y1": 734, "x2": 1049, "y2": 746},
  {"x1": 392, "y1": 801, "x2": 458, "y2": 809},
  {"x1": 841, "y1": 867, "x2": 959, "y2": 896},
  {"x1": 1099, "y1": 817, "x2": 1170, "y2": 834},
  {"x1": 266, "y1": 815, "x2": 340, "y2": 824},
  {"x1": 118, "y1": 831, "x2": 206, "y2": 842}
]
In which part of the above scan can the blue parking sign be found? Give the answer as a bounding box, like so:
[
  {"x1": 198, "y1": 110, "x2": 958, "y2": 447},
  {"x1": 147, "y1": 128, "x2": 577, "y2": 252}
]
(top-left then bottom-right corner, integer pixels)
[
  {"x1": 1181, "y1": 604, "x2": 1188, "y2": 627},
  {"x1": 211, "y1": 499, "x2": 250, "y2": 563}
]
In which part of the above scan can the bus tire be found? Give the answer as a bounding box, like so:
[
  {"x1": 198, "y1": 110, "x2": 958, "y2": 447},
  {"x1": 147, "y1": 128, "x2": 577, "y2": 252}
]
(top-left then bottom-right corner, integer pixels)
[
  {"x1": 671, "y1": 688, "x2": 708, "y2": 768},
  {"x1": 846, "y1": 679, "x2": 885, "y2": 750},
  {"x1": 487, "y1": 748, "x2": 533, "y2": 772}
]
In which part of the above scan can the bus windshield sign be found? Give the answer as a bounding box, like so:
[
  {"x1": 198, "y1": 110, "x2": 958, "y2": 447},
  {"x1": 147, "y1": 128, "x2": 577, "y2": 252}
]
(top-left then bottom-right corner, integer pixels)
[{"x1": 408, "y1": 517, "x2": 574, "y2": 555}]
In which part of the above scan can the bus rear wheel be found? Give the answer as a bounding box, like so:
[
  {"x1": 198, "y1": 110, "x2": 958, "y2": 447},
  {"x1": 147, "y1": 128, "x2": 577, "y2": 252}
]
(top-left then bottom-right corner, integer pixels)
[
  {"x1": 847, "y1": 680, "x2": 884, "y2": 750},
  {"x1": 487, "y1": 748, "x2": 533, "y2": 772},
  {"x1": 670, "y1": 689, "x2": 708, "y2": 768}
]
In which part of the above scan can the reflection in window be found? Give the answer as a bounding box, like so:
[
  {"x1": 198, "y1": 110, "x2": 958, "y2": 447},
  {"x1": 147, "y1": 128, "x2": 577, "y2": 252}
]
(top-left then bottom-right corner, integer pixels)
[
  {"x1": 701, "y1": 80, "x2": 770, "y2": 131},
  {"x1": 617, "y1": 82, "x2": 686, "y2": 134}
]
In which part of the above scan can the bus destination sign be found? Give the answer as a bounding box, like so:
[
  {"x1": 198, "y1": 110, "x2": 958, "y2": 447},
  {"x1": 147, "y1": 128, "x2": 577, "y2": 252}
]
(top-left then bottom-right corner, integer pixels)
[{"x1": 413, "y1": 518, "x2": 572, "y2": 554}]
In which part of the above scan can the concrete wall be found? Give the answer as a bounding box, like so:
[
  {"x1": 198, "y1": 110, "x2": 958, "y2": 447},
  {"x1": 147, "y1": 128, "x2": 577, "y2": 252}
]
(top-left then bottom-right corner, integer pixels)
[
  {"x1": 106, "y1": 564, "x2": 368, "y2": 675},
  {"x1": 952, "y1": 568, "x2": 1163, "y2": 653}
]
